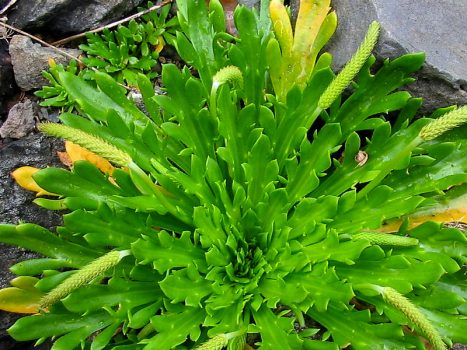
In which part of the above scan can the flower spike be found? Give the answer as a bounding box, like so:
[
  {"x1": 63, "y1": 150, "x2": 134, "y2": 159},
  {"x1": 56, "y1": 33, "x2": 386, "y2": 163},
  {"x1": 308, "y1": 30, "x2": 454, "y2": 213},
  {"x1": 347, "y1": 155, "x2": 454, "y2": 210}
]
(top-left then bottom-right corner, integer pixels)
[
  {"x1": 382, "y1": 287, "x2": 446, "y2": 350},
  {"x1": 353, "y1": 232, "x2": 418, "y2": 247},
  {"x1": 212, "y1": 65, "x2": 244, "y2": 91},
  {"x1": 194, "y1": 332, "x2": 244, "y2": 350},
  {"x1": 419, "y1": 106, "x2": 467, "y2": 141},
  {"x1": 40, "y1": 250, "x2": 128, "y2": 309},
  {"x1": 194, "y1": 334, "x2": 228, "y2": 350},
  {"x1": 38, "y1": 123, "x2": 131, "y2": 167},
  {"x1": 210, "y1": 65, "x2": 243, "y2": 118},
  {"x1": 318, "y1": 21, "x2": 380, "y2": 109}
]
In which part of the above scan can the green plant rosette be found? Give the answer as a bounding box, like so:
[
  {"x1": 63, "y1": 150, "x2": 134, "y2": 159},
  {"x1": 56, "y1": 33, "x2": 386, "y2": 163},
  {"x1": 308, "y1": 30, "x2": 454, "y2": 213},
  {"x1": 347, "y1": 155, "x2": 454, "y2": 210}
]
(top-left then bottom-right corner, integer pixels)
[{"x1": 1, "y1": 1, "x2": 466, "y2": 350}]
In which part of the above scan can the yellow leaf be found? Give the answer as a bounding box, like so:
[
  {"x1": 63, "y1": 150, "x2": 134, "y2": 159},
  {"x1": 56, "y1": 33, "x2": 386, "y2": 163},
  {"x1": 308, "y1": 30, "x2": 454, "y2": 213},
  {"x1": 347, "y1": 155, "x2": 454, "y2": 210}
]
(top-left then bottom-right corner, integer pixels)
[
  {"x1": 269, "y1": 0, "x2": 293, "y2": 58},
  {"x1": 291, "y1": 0, "x2": 331, "y2": 85},
  {"x1": 65, "y1": 141, "x2": 115, "y2": 175},
  {"x1": 47, "y1": 57, "x2": 56, "y2": 68},
  {"x1": 10, "y1": 276, "x2": 40, "y2": 290},
  {"x1": 0, "y1": 277, "x2": 44, "y2": 314},
  {"x1": 11, "y1": 166, "x2": 57, "y2": 197},
  {"x1": 378, "y1": 201, "x2": 467, "y2": 233},
  {"x1": 155, "y1": 35, "x2": 165, "y2": 54}
]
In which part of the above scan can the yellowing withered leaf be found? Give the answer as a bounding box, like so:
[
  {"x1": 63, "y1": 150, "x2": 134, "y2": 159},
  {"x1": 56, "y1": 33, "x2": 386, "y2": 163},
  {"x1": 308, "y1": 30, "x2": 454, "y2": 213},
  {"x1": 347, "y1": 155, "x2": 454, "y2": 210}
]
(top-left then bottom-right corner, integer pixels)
[
  {"x1": 378, "y1": 208, "x2": 467, "y2": 233},
  {"x1": 0, "y1": 277, "x2": 44, "y2": 314},
  {"x1": 11, "y1": 166, "x2": 57, "y2": 197},
  {"x1": 65, "y1": 141, "x2": 115, "y2": 175}
]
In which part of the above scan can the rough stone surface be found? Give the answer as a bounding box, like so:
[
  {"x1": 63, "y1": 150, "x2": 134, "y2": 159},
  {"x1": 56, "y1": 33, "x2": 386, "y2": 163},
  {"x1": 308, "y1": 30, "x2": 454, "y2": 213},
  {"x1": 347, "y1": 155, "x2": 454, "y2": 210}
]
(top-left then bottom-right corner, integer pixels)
[
  {"x1": 324, "y1": 0, "x2": 467, "y2": 113},
  {"x1": 0, "y1": 98, "x2": 36, "y2": 139},
  {"x1": 0, "y1": 43, "x2": 16, "y2": 117},
  {"x1": 8, "y1": 35, "x2": 81, "y2": 91},
  {"x1": 238, "y1": 0, "x2": 260, "y2": 8},
  {"x1": 6, "y1": 0, "x2": 145, "y2": 34},
  {"x1": 0, "y1": 133, "x2": 63, "y2": 349}
]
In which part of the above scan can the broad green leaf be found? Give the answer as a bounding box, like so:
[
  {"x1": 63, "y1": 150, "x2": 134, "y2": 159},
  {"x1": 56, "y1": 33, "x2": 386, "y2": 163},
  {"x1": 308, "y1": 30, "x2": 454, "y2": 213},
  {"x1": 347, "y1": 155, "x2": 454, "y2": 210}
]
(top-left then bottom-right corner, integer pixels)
[
  {"x1": 132, "y1": 231, "x2": 205, "y2": 273},
  {"x1": 8, "y1": 311, "x2": 113, "y2": 341},
  {"x1": 0, "y1": 224, "x2": 99, "y2": 266},
  {"x1": 418, "y1": 307, "x2": 467, "y2": 345},
  {"x1": 62, "y1": 278, "x2": 160, "y2": 313},
  {"x1": 260, "y1": 265, "x2": 354, "y2": 311},
  {"x1": 252, "y1": 304, "x2": 302, "y2": 350},
  {"x1": 159, "y1": 266, "x2": 212, "y2": 307},
  {"x1": 338, "y1": 253, "x2": 445, "y2": 294},
  {"x1": 307, "y1": 305, "x2": 409, "y2": 350},
  {"x1": 146, "y1": 307, "x2": 205, "y2": 350}
]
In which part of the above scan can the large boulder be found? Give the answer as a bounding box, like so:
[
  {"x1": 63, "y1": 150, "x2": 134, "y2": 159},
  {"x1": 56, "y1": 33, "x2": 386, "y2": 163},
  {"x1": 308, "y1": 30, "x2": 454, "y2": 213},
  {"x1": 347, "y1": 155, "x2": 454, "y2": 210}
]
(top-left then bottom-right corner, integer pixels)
[
  {"x1": 8, "y1": 35, "x2": 81, "y2": 91},
  {"x1": 325, "y1": 0, "x2": 467, "y2": 113},
  {"x1": 6, "y1": 0, "x2": 145, "y2": 34}
]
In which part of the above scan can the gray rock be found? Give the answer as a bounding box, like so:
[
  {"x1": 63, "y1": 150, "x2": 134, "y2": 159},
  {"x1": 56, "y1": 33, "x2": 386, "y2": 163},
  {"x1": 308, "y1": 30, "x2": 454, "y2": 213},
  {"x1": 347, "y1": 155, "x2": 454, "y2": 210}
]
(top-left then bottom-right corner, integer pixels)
[
  {"x1": 8, "y1": 35, "x2": 81, "y2": 91},
  {"x1": 238, "y1": 0, "x2": 260, "y2": 8},
  {"x1": 323, "y1": 0, "x2": 467, "y2": 113},
  {"x1": 0, "y1": 44, "x2": 16, "y2": 116},
  {"x1": 6, "y1": 0, "x2": 145, "y2": 34},
  {"x1": 0, "y1": 133, "x2": 63, "y2": 236},
  {"x1": 0, "y1": 98, "x2": 36, "y2": 139},
  {"x1": 0, "y1": 133, "x2": 63, "y2": 347}
]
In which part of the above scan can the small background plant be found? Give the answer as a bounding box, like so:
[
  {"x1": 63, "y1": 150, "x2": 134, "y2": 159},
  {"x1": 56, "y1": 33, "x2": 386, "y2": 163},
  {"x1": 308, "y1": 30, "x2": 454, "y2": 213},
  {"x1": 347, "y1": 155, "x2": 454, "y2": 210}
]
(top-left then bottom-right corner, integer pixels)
[
  {"x1": 1, "y1": 0, "x2": 466, "y2": 349},
  {"x1": 35, "y1": 1, "x2": 179, "y2": 109}
]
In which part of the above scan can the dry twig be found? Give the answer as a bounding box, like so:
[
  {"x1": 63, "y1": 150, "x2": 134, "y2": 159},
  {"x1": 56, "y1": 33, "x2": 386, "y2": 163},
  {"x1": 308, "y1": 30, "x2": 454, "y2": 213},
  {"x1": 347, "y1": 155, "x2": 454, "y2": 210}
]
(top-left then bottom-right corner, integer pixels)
[
  {"x1": 0, "y1": 0, "x2": 18, "y2": 15},
  {"x1": 0, "y1": 21, "x2": 84, "y2": 64}
]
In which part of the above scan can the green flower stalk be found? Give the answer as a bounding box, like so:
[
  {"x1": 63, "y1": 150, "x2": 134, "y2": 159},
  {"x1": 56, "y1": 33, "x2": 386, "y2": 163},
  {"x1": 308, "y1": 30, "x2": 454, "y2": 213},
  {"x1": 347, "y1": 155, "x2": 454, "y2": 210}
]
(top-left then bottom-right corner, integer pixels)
[
  {"x1": 210, "y1": 65, "x2": 244, "y2": 118},
  {"x1": 40, "y1": 250, "x2": 128, "y2": 309},
  {"x1": 194, "y1": 334, "x2": 228, "y2": 350},
  {"x1": 229, "y1": 334, "x2": 247, "y2": 350},
  {"x1": 38, "y1": 123, "x2": 131, "y2": 167},
  {"x1": 194, "y1": 332, "x2": 244, "y2": 350},
  {"x1": 381, "y1": 287, "x2": 446, "y2": 350},
  {"x1": 353, "y1": 232, "x2": 419, "y2": 246},
  {"x1": 318, "y1": 21, "x2": 380, "y2": 109},
  {"x1": 212, "y1": 65, "x2": 244, "y2": 91},
  {"x1": 419, "y1": 106, "x2": 467, "y2": 141}
]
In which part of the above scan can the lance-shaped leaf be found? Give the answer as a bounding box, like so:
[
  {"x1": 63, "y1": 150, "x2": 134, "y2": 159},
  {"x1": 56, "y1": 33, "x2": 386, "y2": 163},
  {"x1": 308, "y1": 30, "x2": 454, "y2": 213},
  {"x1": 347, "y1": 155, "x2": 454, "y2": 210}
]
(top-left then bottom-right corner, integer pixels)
[
  {"x1": 286, "y1": 123, "x2": 342, "y2": 202},
  {"x1": 159, "y1": 265, "x2": 212, "y2": 307},
  {"x1": 251, "y1": 304, "x2": 302, "y2": 350},
  {"x1": 11, "y1": 166, "x2": 57, "y2": 197},
  {"x1": 64, "y1": 209, "x2": 145, "y2": 249},
  {"x1": 330, "y1": 186, "x2": 425, "y2": 232},
  {"x1": 32, "y1": 162, "x2": 123, "y2": 201},
  {"x1": 132, "y1": 231, "x2": 206, "y2": 273},
  {"x1": 288, "y1": 196, "x2": 338, "y2": 239},
  {"x1": 410, "y1": 272, "x2": 466, "y2": 311},
  {"x1": 302, "y1": 230, "x2": 370, "y2": 264},
  {"x1": 268, "y1": 0, "x2": 334, "y2": 100},
  {"x1": 64, "y1": 141, "x2": 115, "y2": 175},
  {"x1": 146, "y1": 307, "x2": 205, "y2": 350},
  {"x1": 328, "y1": 53, "x2": 424, "y2": 138},
  {"x1": 407, "y1": 222, "x2": 467, "y2": 263},
  {"x1": 418, "y1": 307, "x2": 467, "y2": 345},
  {"x1": 62, "y1": 278, "x2": 161, "y2": 313},
  {"x1": 307, "y1": 304, "x2": 411, "y2": 350},
  {"x1": 10, "y1": 258, "x2": 74, "y2": 276},
  {"x1": 243, "y1": 133, "x2": 278, "y2": 206},
  {"x1": 0, "y1": 224, "x2": 99, "y2": 267},
  {"x1": 0, "y1": 277, "x2": 44, "y2": 313},
  {"x1": 337, "y1": 247, "x2": 446, "y2": 293},
  {"x1": 260, "y1": 264, "x2": 353, "y2": 312},
  {"x1": 8, "y1": 310, "x2": 114, "y2": 341}
]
